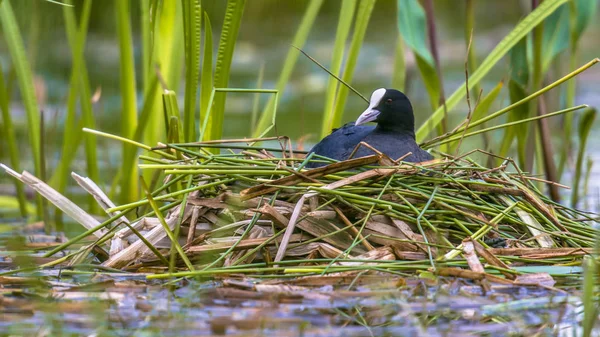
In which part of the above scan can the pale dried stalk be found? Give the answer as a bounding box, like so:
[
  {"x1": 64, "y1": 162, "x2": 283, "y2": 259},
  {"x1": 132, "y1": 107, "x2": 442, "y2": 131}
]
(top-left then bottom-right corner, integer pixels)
[{"x1": 1, "y1": 164, "x2": 107, "y2": 238}]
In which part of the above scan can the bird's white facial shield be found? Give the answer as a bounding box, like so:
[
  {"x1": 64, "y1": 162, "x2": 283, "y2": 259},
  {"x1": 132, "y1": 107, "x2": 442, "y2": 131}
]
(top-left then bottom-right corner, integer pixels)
[{"x1": 355, "y1": 88, "x2": 386, "y2": 126}]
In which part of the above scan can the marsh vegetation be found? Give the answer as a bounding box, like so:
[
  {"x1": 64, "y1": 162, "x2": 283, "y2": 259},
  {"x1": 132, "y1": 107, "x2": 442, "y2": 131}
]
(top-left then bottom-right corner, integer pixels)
[{"x1": 0, "y1": 0, "x2": 599, "y2": 335}]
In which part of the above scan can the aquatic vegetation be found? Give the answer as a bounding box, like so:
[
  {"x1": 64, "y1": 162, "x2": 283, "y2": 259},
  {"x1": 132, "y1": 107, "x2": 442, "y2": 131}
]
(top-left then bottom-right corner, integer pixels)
[{"x1": 0, "y1": 0, "x2": 599, "y2": 335}]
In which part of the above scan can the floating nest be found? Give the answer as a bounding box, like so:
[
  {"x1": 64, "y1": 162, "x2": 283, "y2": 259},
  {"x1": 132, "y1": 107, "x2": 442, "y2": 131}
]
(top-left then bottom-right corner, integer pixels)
[{"x1": 3, "y1": 140, "x2": 598, "y2": 286}]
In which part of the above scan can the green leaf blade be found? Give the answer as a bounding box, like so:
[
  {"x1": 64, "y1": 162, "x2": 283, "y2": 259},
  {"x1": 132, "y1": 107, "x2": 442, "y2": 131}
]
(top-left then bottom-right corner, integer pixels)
[
  {"x1": 182, "y1": 0, "x2": 202, "y2": 142},
  {"x1": 206, "y1": 0, "x2": 246, "y2": 141},
  {"x1": 254, "y1": 0, "x2": 324, "y2": 138},
  {"x1": 319, "y1": 0, "x2": 357, "y2": 138},
  {"x1": 0, "y1": 0, "x2": 43, "y2": 218}
]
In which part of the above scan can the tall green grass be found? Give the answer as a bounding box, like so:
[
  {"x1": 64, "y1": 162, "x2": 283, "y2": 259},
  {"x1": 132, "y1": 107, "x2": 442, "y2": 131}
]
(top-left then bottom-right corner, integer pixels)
[
  {"x1": 254, "y1": 0, "x2": 323, "y2": 138},
  {"x1": 115, "y1": 0, "x2": 139, "y2": 204},
  {"x1": 319, "y1": 0, "x2": 356, "y2": 138},
  {"x1": 327, "y1": 0, "x2": 375, "y2": 135},
  {"x1": 415, "y1": 0, "x2": 569, "y2": 142},
  {"x1": 0, "y1": 47, "x2": 27, "y2": 218},
  {"x1": 49, "y1": 0, "x2": 98, "y2": 217},
  {"x1": 0, "y1": 0, "x2": 598, "y2": 230},
  {"x1": 204, "y1": 0, "x2": 245, "y2": 142},
  {"x1": 0, "y1": 0, "x2": 43, "y2": 218},
  {"x1": 398, "y1": 0, "x2": 441, "y2": 113},
  {"x1": 182, "y1": 0, "x2": 202, "y2": 143},
  {"x1": 199, "y1": 11, "x2": 213, "y2": 137},
  {"x1": 406, "y1": 0, "x2": 596, "y2": 201}
]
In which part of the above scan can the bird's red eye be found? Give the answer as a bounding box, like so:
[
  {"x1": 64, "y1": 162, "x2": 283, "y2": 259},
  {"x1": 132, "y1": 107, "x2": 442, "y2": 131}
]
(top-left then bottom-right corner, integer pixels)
[{"x1": 386, "y1": 99, "x2": 392, "y2": 104}]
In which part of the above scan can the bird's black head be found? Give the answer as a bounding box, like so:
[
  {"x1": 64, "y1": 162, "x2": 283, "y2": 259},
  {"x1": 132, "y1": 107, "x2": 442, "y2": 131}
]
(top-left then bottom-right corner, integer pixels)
[{"x1": 355, "y1": 88, "x2": 415, "y2": 134}]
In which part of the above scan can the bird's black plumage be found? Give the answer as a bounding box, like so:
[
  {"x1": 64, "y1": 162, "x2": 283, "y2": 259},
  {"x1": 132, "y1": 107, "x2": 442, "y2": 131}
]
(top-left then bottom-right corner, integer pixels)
[
  {"x1": 306, "y1": 88, "x2": 432, "y2": 168},
  {"x1": 305, "y1": 122, "x2": 374, "y2": 166}
]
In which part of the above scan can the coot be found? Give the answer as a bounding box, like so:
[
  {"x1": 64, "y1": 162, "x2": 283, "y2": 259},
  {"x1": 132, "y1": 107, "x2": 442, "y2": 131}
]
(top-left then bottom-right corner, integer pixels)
[{"x1": 306, "y1": 88, "x2": 432, "y2": 168}]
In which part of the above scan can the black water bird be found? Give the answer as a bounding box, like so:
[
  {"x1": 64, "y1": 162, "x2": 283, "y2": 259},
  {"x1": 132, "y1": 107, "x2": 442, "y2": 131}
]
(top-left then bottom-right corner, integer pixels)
[{"x1": 306, "y1": 88, "x2": 433, "y2": 168}]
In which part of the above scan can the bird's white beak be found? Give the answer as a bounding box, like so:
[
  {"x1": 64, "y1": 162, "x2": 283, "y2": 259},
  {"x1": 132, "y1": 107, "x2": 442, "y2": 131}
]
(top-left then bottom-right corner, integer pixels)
[
  {"x1": 355, "y1": 108, "x2": 380, "y2": 126},
  {"x1": 355, "y1": 88, "x2": 386, "y2": 126}
]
